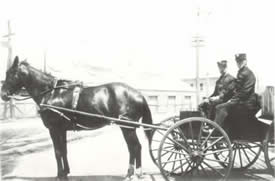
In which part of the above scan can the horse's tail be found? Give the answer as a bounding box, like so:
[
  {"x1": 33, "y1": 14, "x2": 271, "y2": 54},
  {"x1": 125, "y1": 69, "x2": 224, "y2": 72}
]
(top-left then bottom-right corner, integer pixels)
[{"x1": 141, "y1": 97, "x2": 153, "y2": 142}]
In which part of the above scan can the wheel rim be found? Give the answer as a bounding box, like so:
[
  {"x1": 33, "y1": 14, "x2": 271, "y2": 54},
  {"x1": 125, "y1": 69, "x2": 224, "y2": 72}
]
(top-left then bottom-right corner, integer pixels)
[
  {"x1": 158, "y1": 118, "x2": 233, "y2": 180},
  {"x1": 149, "y1": 116, "x2": 179, "y2": 168},
  {"x1": 214, "y1": 141, "x2": 262, "y2": 170},
  {"x1": 264, "y1": 124, "x2": 275, "y2": 176}
]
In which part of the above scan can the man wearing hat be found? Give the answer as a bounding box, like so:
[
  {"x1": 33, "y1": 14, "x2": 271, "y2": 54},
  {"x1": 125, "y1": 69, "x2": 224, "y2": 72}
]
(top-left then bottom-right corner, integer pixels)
[
  {"x1": 199, "y1": 60, "x2": 235, "y2": 120},
  {"x1": 214, "y1": 53, "x2": 260, "y2": 126}
]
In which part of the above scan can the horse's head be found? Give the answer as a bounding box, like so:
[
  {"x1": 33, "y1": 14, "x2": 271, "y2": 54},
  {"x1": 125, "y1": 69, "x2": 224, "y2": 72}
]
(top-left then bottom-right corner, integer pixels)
[{"x1": 1, "y1": 56, "x2": 29, "y2": 101}]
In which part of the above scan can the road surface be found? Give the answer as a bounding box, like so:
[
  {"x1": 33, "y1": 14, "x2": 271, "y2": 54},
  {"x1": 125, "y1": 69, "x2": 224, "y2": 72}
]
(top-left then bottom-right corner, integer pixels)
[{"x1": 1, "y1": 117, "x2": 274, "y2": 181}]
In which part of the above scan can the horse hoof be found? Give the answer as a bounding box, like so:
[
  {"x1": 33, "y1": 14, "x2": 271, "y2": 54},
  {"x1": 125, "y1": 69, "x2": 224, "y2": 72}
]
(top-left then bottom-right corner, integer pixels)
[
  {"x1": 135, "y1": 168, "x2": 143, "y2": 178},
  {"x1": 123, "y1": 176, "x2": 132, "y2": 181},
  {"x1": 56, "y1": 174, "x2": 68, "y2": 180},
  {"x1": 131, "y1": 175, "x2": 139, "y2": 181},
  {"x1": 124, "y1": 174, "x2": 137, "y2": 181}
]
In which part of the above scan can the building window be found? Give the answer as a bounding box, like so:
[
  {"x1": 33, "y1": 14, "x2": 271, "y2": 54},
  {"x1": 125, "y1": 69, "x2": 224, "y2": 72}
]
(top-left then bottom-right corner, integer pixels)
[
  {"x1": 184, "y1": 96, "x2": 191, "y2": 100},
  {"x1": 167, "y1": 96, "x2": 176, "y2": 113},
  {"x1": 184, "y1": 96, "x2": 192, "y2": 110},
  {"x1": 168, "y1": 96, "x2": 176, "y2": 105},
  {"x1": 200, "y1": 83, "x2": 204, "y2": 91},
  {"x1": 148, "y1": 96, "x2": 158, "y2": 112}
]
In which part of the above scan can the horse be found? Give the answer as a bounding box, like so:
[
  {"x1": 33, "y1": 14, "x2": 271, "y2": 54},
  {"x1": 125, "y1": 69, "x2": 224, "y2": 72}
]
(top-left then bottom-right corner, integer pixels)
[{"x1": 1, "y1": 56, "x2": 153, "y2": 179}]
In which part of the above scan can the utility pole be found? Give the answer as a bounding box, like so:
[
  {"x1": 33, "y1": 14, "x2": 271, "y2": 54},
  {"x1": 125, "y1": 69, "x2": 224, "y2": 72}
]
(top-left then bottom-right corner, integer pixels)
[
  {"x1": 43, "y1": 49, "x2": 47, "y2": 72},
  {"x1": 2, "y1": 20, "x2": 16, "y2": 119},
  {"x1": 191, "y1": 7, "x2": 206, "y2": 108},
  {"x1": 192, "y1": 35, "x2": 204, "y2": 107}
]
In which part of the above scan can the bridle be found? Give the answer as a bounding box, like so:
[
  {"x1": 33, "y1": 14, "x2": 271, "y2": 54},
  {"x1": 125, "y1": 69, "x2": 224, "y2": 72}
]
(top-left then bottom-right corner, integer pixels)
[{"x1": 7, "y1": 80, "x2": 85, "y2": 102}]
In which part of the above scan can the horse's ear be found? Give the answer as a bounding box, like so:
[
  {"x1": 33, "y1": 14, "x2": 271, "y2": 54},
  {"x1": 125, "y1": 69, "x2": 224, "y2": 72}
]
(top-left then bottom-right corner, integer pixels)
[{"x1": 12, "y1": 56, "x2": 19, "y2": 67}]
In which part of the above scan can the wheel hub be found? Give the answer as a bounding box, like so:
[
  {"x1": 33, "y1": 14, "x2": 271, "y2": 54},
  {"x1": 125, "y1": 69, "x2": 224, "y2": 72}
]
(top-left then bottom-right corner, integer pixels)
[{"x1": 190, "y1": 150, "x2": 203, "y2": 163}]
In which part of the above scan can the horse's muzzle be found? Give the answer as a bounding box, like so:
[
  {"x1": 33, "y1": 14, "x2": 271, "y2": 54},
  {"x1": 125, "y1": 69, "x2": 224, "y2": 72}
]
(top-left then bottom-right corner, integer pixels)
[{"x1": 1, "y1": 91, "x2": 11, "y2": 101}]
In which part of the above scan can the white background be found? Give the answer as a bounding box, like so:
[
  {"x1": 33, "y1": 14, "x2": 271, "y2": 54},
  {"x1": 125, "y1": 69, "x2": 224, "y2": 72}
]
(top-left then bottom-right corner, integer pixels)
[{"x1": 0, "y1": 0, "x2": 274, "y2": 89}]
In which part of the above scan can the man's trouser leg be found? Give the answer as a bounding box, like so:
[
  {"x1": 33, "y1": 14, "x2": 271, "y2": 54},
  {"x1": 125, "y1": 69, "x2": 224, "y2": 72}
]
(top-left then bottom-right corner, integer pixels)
[{"x1": 214, "y1": 101, "x2": 235, "y2": 127}]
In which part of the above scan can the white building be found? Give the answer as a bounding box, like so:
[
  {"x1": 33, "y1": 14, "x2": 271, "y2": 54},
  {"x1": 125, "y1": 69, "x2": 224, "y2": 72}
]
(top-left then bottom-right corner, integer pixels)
[
  {"x1": 1, "y1": 65, "x2": 197, "y2": 120},
  {"x1": 132, "y1": 78, "x2": 196, "y2": 115},
  {"x1": 182, "y1": 76, "x2": 218, "y2": 102}
]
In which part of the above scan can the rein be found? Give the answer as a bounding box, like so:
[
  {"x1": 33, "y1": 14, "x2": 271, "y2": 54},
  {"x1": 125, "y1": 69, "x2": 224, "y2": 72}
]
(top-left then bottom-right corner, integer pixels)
[{"x1": 8, "y1": 82, "x2": 86, "y2": 101}]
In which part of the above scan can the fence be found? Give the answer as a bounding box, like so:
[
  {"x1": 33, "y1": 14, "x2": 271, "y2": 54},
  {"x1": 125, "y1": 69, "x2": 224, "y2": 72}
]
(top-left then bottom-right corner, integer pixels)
[
  {"x1": 0, "y1": 99, "x2": 39, "y2": 120},
  {"x1": 148, "y1": 103, "x2": 195, "y2": 115}
]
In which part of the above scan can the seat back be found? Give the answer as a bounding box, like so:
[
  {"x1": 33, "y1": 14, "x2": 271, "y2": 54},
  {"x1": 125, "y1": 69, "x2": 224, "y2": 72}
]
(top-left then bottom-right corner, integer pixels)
[{"x1": 260, "y1": 86, "x2": 274, "y2": 121}]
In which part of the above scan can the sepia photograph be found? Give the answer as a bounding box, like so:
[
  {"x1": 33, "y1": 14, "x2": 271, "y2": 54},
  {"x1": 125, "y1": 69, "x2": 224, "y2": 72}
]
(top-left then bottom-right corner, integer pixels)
[{"x1": 0, "y1": 0, "x2": 274, "y2": 180}]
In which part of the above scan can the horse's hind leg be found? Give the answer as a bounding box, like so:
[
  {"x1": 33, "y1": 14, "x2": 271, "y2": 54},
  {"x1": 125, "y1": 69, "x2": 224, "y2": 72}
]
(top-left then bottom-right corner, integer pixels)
[{"x1": 121, "y1": 128, "x2": 142, "y2": 178}]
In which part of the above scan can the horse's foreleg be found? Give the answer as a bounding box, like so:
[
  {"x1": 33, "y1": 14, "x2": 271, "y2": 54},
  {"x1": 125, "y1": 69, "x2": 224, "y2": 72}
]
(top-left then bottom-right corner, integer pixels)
[
  {"x1": 49, "y1": 128, "x2": 65, "y2": 179},
  {"x1": 60, "y1": 130, "x2": 70, "y2": 175}
]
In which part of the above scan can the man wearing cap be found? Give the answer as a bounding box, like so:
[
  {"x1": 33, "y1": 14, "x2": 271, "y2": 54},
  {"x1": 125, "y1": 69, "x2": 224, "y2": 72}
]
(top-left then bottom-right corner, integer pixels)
[
  {"x1": 199, "y1": 60, "x2": 235, "y2": 120},
  {"x1": 214, "y1": 53, "x2": 260, "y2": 127}
]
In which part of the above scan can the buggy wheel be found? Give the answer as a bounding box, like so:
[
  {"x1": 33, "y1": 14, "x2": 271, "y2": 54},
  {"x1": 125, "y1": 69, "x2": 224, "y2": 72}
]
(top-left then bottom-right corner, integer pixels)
[
  {"x1": 213, "y1": 141, "x2": 262, "y2": 170},
  {"x1": 158, "y1": 117, "x2": 233, "y2": 180},
  {"x1": 264, "y1": 123, "x2": 275, "y2": 176},
  {"x1": 149, "y1": 116, "x2": 179, "y2": 168}
]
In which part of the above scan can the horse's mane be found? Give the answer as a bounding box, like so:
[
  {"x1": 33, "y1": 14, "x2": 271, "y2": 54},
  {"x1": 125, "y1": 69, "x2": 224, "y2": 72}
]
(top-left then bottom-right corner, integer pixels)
[
  {"x1": 20, "y1": 60, "x2": 55, "y2": 78},
  {"x1": 20, "y1": 60, "x2": 75, "y2": 84}
]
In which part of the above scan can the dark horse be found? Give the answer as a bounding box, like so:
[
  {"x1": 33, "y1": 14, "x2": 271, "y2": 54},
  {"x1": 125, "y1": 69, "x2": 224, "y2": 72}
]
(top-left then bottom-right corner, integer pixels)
[{"x1": 1, "y1": 56, "x2": 153, "y2": 179}]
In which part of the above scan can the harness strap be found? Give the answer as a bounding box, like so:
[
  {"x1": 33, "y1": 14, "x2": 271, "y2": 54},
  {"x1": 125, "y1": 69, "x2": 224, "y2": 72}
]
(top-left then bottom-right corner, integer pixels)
[
  {"x1": 70, "y1": 83, "x2": 83, "y2": 130},
  {"x1": 72, "y1": 85, "x2": 82, "y2": 110},
  {"x1": 49, "y1": 79, "x2": 59, "y2": 100},
  {"x1": 39, "y1": 79, "x2": 59, "y2": 112}
]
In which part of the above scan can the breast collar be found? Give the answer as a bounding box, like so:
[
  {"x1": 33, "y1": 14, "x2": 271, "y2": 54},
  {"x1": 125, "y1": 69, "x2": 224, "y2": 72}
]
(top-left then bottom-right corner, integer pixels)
[{"x1": 40, "y1": 79, "x2": 59, "y2": 106}]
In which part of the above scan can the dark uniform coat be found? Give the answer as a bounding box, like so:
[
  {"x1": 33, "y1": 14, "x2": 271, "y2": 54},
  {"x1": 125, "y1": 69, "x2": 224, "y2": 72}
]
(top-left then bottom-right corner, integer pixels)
[
  {"x1": 210, "y1": 73, "x2": 235, "y2": 103},
  {"x1": 230, "y1": 66, "x2": 260, "y2": 111},
  {"x1": 200, "y1": 73, "x2": 235, "y2": 120}
]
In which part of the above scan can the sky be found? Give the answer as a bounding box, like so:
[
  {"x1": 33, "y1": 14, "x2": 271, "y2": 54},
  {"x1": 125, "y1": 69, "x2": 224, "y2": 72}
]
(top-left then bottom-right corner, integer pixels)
[{"x1": 0, "y1": 0, "x2": 275, "y2": 89}]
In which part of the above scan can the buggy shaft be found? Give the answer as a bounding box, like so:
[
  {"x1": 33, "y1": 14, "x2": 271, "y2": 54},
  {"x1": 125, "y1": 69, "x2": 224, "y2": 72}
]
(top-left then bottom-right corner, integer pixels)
[{"x1": 40, "y1": 104, "x2": 168, "y2": 131}]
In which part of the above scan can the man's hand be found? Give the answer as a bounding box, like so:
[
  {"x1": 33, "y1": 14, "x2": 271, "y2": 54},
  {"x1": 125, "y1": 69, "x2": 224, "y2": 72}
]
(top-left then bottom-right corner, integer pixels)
[
  {"x1": 203, "y1": 97, "x2": 210, "y2": 103},
  {"x1": 209, "y1": 96, "x2": 220, "y2": 102}
]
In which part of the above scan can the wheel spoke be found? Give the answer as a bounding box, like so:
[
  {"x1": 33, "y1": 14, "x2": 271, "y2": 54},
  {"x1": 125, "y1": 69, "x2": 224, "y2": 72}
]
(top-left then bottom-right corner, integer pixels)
[
  {"x1": 197, "y1": 122, "x2": 203, "y2": 147},
  {"x1": 161, "y1": 157, "x2": 191, "y2": 164},
  {"x1": 240, "y1": 144, "x2": 251, "y2": 163},
  {"x1": 182, "y1": 162, "x2": 193, "y2": 176},
  {"x1": 247, "y1": 150, "x2": 265, "y2": 163},
  {"x1": 156, "y1": 150, "x2": 171, "y2": 161},
  {"x1": 201, "y1": 128, "x2": 216, "y2": 146},
  {"x1": 242, "y1": 145, "x2": 260, "y2": 149},
  {"x1": 155, "y1": 130, "x2": 174, "y2": 145},
  {"x1": 173, "y1": 128, "x2": 192, "y2": 150},
  {"x1": 232, "y1": 147, "x2": 237, "y2": 167},
  {"x1": 172, "y1": 150, "x2": 177, "y2": 171},
  {"x1": 178, "y1": 150, "x2": 184, "y2": 173},
  {"x1": 171, "y1": 160, "x2": 189, "y2": 173},
  {"x1": 151, "y1": 145, "x2": 174, "y2": 152},
  {"x1": 246, "y1": 145, "x2": 259, "y2": 156},
  {"x1": 152, "y1": 139, "x2": 165, "y2": 143},
  {"x1": 203, "y1": 148, "x2": 230, "y2": 156},
  {"x1": 237, "y1": 145, "x2": 243, "y2": 168},
  {"x1": 189, "y1": 122, "x2": 194, "y2": 147},
  {"x1": 203, "y1": 136, "x2": 224, "y2": 152},
  {"x1": 162, "y1": 151, "x2": 174, "y2": 168},
  {"x1": 162, "y1": 149, "x2": 189, "y2": 157},
  {"x1": 164, "y1": 132, "x2": 190, "y2": 153},
  {"x1": 198, "y1": 163, "x2": 208, "y2": 176}
]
